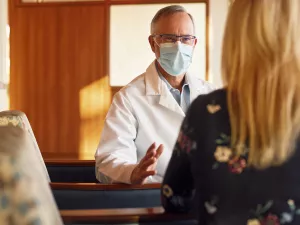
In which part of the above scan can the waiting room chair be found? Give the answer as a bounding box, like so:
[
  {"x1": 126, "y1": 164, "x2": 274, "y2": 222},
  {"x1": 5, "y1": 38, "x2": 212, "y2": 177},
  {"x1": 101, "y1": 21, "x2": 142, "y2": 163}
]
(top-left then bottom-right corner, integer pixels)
[
  {"x1": 0, "y1": 125, "x2": 62, "y2": 224},
  {"x1": 46, "y1": 160, "x2": 97, "y2": 183},
  {"x1": 0, "y1": 110, "x2": 50, "y2": 181},
  {"x1": 51, "y1": 183, "x2": 161, "y2": 210}
]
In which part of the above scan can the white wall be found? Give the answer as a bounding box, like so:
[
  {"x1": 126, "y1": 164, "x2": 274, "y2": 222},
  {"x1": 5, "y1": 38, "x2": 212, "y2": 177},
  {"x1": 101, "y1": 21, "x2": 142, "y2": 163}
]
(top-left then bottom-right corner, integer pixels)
[
  {"x1": 0, "y1": 0, "x2": 9, "y2": 111},
  {"x1": 0, "y1": 0, "x2": 8, "y2": 85},
  {"x1": 209, "y1": 0, "x2": 228, "y2": 87}
]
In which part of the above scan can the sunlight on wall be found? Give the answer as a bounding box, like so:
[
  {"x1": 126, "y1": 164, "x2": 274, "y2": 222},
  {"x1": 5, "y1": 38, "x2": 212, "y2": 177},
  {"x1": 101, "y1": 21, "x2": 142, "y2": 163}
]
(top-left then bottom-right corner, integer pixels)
[{"x1": 79, "y1": 76, "x2": 112, "y2": 159}]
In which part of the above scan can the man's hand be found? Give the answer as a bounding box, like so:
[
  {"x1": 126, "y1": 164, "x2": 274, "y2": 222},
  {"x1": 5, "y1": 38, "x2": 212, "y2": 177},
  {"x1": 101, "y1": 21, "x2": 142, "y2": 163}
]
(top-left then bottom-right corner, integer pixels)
[{"x1": 130, "y1": 142, "x2": 164, "y2": 184}]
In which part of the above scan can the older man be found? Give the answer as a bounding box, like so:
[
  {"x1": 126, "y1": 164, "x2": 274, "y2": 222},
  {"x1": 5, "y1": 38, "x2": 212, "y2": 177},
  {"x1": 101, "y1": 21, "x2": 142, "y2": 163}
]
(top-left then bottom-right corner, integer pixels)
[{"x1": 95, "y1": 5, "x2": 215, "y2": 184}]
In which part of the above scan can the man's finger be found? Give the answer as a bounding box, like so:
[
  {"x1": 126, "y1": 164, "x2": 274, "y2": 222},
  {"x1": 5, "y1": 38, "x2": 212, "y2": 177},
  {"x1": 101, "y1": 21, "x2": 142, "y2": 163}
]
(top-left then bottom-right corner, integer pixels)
[
  {"x1": 146, "y1": 148, "x2": 156, "y2": 159},
  {"x1": 140, "y1": 157, "x2": 156, "y2": 171},
  {"x1": 155, "y1": 144, "x2": 164, "y2": 159},
  {"x1": 140, "y1": 149, "x2": 155, "y2": 165},
  {"x1": 147, "y1": 142, "x2": 156, "y2": 153},
  {"x1": 141, "y1": 143, "x2": 156, "y2": 163}
]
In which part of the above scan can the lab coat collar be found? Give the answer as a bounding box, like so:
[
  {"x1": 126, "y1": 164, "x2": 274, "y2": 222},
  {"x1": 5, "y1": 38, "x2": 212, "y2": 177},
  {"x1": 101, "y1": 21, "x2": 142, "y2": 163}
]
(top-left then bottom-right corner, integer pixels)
[
  {"x1": 145, "y1": 60, "x2": 200, "y2": 102},
  {"x1": 145, "y1": 60, "x2": 191, "y2": 116},
  {"x1": 145, "y1": 61, "x2": 161, "y2": 96},
  {"x1": 186, "y1": 70, "x2": 204, "y2": 102}
]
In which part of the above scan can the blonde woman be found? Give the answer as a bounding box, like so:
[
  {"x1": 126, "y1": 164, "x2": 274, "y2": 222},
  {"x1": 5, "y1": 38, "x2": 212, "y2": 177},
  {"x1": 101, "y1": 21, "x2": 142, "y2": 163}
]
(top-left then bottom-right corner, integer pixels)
[{"x1": 162, "y1": 0, "x2": 300, "y2": 224}]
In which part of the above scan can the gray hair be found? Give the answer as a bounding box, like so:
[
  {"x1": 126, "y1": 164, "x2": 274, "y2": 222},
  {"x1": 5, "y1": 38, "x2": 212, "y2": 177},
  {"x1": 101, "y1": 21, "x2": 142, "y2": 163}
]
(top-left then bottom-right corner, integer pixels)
[{"x1": 150, "y1": 5, "x2": 195, "y2": 34}]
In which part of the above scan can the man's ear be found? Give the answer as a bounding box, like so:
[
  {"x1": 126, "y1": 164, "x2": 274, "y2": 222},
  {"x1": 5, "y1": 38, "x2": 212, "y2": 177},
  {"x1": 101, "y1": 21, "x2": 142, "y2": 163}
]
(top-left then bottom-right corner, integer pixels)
[
  {"x1": 194, "y1": 38, "x2": 198, "y2": 47},
  {"x1": 148, "y1": 36, "x2": 156, "y2": 53}
]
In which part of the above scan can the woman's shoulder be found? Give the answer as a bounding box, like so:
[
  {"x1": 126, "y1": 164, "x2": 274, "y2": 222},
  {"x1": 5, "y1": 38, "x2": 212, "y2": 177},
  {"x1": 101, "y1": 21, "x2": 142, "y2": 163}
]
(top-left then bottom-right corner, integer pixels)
[
  {"x1": 190, "y1": 88, "x2": 227, "y2": 114},
  {"x1": 195, "y1": 88, "x2": 226, "y2": 101}
]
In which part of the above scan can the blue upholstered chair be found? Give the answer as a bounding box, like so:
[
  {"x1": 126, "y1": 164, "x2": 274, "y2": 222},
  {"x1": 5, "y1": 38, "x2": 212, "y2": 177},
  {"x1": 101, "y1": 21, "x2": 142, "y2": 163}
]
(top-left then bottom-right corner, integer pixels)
[
  {"x1": 52, "y1": 183, "x2": 162, "y2": 210},
  {"x1": 46, "y1": 160, "x2": 97, "y2": 183}
]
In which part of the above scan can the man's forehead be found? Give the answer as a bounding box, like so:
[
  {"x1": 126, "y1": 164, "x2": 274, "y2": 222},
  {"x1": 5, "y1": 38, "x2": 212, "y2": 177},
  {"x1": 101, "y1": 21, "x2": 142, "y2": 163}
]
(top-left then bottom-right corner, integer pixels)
[{"x1": 152, "y1": 12, "x2": 194, "y2": 35}]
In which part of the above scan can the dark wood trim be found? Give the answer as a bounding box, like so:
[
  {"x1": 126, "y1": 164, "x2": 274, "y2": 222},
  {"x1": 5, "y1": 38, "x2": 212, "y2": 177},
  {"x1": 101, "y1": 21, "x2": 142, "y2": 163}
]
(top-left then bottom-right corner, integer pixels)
[
  {"x1": 60, "y1": 207, "x2": 194, "y2": 223},
  {"x1": 41, "y1": 153, "x2": 80, "y2": 159},
  {"x1": 45, "y1": 159, "x2": 95, "y2": 166},
  {"x1": 50, "y1": 182, "x2": 161, "y2": 190}
]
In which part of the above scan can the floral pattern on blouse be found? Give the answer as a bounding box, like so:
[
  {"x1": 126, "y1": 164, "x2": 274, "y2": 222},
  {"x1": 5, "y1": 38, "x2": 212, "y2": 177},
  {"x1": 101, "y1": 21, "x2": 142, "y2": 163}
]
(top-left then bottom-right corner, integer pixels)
[
  {"x1": 172, "y1": 109, "x2": 198, "y2": 156},
  {"x1": 175, "y1": 131, "x2": 197, "y2": 155},
  {"x1": 247, "y1": 200, "x2": 300, "y2": 225},
  {"x1": 162, "y1": 184, "x2": 173, "y2": 198},
  {"x1": 213, "y1": 133, "x2": 249, "y2": 174},
  {"x1": 204, "y1": 195, "x2": 219, "y2": 215},
  {"x1": 207, "y1": 103, "x2": 222, "y2": 114}
]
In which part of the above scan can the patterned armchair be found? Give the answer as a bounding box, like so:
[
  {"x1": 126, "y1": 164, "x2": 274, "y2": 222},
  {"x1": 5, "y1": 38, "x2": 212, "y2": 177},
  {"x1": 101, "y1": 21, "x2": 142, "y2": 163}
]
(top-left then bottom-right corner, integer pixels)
[
  {"x1": 0, "y1": 110, "x2": 50, "y2": 181},
  {"x1": 0, "y1": 123, "x2": 62, "y2": 224}
]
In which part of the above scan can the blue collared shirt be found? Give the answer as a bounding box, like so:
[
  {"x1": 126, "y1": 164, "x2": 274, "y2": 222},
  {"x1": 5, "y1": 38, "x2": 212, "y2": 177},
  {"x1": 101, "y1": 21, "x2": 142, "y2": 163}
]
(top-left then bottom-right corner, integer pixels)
[{"x1": 156, "y1": 68, "x2": 191, "y2": 114}]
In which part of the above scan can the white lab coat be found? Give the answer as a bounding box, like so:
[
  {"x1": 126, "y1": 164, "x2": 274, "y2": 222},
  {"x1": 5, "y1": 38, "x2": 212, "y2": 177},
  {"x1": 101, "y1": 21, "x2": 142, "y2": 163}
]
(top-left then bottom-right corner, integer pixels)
[{"x1": 95, "y1": 61, "x2": 215, "y2": 184}]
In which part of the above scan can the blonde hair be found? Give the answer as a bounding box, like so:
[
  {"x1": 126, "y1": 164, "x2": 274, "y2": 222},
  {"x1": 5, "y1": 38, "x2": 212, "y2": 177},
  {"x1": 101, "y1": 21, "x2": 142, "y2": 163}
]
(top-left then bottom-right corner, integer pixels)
[{"x1": 222, "y1": 0, "x2": 300, "y2": 169}]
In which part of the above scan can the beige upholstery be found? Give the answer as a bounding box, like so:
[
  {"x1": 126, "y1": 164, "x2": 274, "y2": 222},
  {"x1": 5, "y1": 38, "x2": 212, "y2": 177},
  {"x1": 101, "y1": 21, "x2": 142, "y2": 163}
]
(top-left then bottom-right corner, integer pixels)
[
  {"x1": 0, "y1": 126, "x2": 62, "y2": 225},
  {"x1": 0, "y1": 110, "x2": 50, "y2": 181}
]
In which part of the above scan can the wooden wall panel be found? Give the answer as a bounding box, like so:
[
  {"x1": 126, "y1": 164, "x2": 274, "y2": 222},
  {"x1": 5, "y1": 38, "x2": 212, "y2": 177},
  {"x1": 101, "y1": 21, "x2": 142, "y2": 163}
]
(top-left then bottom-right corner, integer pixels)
[{"x1": 9, "y1": 1, "x2": 110, "y2": 159}]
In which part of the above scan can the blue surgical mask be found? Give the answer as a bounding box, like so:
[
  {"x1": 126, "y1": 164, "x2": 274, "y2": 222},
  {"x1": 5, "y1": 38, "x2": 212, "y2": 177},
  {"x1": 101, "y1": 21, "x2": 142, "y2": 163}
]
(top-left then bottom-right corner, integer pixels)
[{"x1": 157, "y1": 42, "x2": 194, "y2": 76}]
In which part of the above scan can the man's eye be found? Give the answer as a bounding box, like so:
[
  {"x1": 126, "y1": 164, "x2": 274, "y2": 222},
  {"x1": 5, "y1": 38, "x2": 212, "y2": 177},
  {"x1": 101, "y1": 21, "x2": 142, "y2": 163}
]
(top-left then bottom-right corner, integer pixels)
[{"x1": 163, "y1": 37, "x2": 174, "y2": 42}]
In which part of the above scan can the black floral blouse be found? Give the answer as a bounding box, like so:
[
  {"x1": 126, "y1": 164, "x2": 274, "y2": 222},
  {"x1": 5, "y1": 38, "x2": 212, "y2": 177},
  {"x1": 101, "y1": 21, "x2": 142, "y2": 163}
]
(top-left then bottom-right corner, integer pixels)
[{"x1": 162, "y1": 89, "x2": 300, "y2": 225}]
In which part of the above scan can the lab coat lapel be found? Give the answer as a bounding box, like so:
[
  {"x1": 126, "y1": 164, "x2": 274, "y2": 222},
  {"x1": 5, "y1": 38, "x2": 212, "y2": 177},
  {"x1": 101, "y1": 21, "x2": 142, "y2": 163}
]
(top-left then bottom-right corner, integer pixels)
[
  {"x1": 145, "y1": 61, "x2": 185, "y2": 117},
  {"x1": 159, "y1": 83, "x2": 185, "y2": 116},
  {"x1": 186, "y1": 72, "x2": 204, "y2": 102}
]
